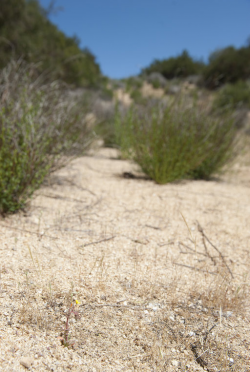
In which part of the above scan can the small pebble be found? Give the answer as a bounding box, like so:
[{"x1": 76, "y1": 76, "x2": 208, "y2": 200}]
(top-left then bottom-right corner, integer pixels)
[
  {"x1": 20, "y1": 357, "x2": 34, "y2": 369},
  {"x1": 172, "y1": 359, "x2": 181, "y2": 367}
]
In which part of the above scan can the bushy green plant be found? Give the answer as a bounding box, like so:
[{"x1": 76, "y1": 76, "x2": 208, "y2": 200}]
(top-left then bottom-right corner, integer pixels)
[
  {"x1": 124, "y1": 77, "x2": 143, "y2": 92},
  {"x1": 114, "y1": 98, "x2": 237, "y2": 183},
  {"x1": 99, "y1": 86, "x2": 114, "y2": 101},
  {"x1": 0, "y1": 60, "x2": 92, "y2": 214},
  {"x1": 213, "y1": 81, "x2": 250, "y2": 110},
  {"x1": 129, "y1": 88, "x2": 146, "y2": 105},
  {"x1": 113, "y1": 105, "x2": 135, "y2": 158},
  {"x1": 141, "y1": 50, "x2": 205, "y2": 80},
  {"x1": 151, "y1": 80, "x2": 161, "y2": 89},
  {"x1": 203, "y1": 46, "x2": 250, "y2": 89}
]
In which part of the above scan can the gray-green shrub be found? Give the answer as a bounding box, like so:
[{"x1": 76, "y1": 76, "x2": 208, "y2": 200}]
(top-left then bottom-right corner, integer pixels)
[
  {"x1": 213, "y1": 81, "x2": 250, "y2": 110},
  {"x1": 0, "y1": 60, "x2": 92, "y2": 214}
]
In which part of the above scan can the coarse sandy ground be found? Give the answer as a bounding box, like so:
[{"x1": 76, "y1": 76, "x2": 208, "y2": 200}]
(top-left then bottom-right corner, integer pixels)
[{"x1": 0, "y1": 148, "x2": 250, "y2": 371}]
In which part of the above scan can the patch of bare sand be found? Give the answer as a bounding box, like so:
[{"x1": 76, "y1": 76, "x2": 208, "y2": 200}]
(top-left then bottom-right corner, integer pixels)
[
  {"x1": 0, "y1": 148, "x2": 250, "y2": 371},
  {"x1": 141, "y1": 82, "x2": 165, "y2": 99},
  {"x1": 114, "y1": 89, "x2": 132, "y2": 106}
]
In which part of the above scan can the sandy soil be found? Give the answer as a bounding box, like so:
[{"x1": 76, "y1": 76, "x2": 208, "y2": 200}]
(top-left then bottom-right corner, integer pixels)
[{"x1": 0, "y1": 148, "x2": 250, "y2": 371}]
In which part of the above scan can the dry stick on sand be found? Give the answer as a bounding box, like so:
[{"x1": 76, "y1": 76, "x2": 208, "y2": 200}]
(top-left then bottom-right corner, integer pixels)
[
  {"x1": 66, "y1": 180, "x2": 97, "y2": 197},
  {"x1": 201, "y1": 233, "x2": 217, "y2": 266},
  {"x1": 178, "y1": 241, "x2": 207, "y2": 257},
  {"x1": 174, "y1": 262, "x2": 217, "y2": 275},
  {"x1": 0, "y1": 224, "x2": 58, "y2": 240},
  {"x1": 39, "y1": 193, "x2": 88, "y2": 204},
  {"x1": 80, "y1": 236, "x2": 115, "y2": 248},
  {"x1": 197, "y1": 222, "x2": 234, "y2": 278}
]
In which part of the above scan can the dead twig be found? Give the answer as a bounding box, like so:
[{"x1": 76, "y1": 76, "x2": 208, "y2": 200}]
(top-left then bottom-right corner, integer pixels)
[
  {"x1": 197, "y1": 222, "x2": 234, "y2": 278},
  {"x1": 67, "y1": 180, "x2": 97, "y2": 196},
  {"x1": 0, "y1": 224, "x2": 57, "y2": 240},
  {"x1": 201, "y1": 234, "x2": 217, "y2": 266},
  {"x1": 203, "y1": 323, "x2": 218, "y2": 344},
  {"x1": 120, "y1": 234, "x2": 149, "y2": 245},
  {"x1": 80, "y1": 302, "x2": 145, "y2": 311},
  {"x1": 80, "y1": 236, "x2": 115, "y2": 248},
  {"x1": 174, "y1": 262, "x2": 217, "y2": 275},
  {"x1": 38, "y1": 193, "x2": 87, "y2": 204},
  {"x1": 145, "y1": 224, "x2": 162, "y2": 230},
  {"x1": 178, "y1": 242, "x2": 207, "y2": 257}
]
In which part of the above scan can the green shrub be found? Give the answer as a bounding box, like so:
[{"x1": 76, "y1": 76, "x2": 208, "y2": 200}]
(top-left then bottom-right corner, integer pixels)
[
  {"x1": 99, "y1": 86, "x2": 114, "y2": 101},
  {"x1": 114, "y1": 98, "x2": 237, "y2": 183},
  {"x1": 151, "y1": 80, "x2": 161, "y2": 89},
  {"x1": 213, "y1": 81, "x2": 250, "y2": 110},
  {"x1": 129, "y1": 89, "x2": 146, "y2": 105},
  {"x1": 141, "y1": 50, "x2": 205, "y2": 80},
  {"x1": 124, "y1": 77, "x2": 143, "y2": 93},
  {"x1": 203, "y1": 46, "x2": 250, "y2": 89},
  {"x1": 0, "y1": 60, "x2": 92, "y2": 214}
]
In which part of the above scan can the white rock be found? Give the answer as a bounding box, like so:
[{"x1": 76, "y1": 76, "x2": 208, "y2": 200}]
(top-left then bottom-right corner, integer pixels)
[
  {"x1": 172, "y1": 359, "x2": 181, "y2": 367},
  {"x1": 20, "y1": 357, "x2": 34, "y2": 369},
  {"x1": 148, "y1": 303, "x2": 160, "y2": 311}
]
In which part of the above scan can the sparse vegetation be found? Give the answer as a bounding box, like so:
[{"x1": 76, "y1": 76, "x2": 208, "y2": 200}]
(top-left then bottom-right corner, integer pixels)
[{"x1": 213, "y1": 80, "x2": 250, "y2": 110}]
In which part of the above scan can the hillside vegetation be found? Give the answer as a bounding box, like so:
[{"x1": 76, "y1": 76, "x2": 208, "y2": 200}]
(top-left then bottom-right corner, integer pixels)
[
  {"x1": 141, "y1": 50, "x2": 205, "y2": 80},
  {"x1": 141, "y1": 44, "x2": 250, "y2": 89},
  {"x1": 0, "y1": 0, "x2": 101, "y2": 87}
]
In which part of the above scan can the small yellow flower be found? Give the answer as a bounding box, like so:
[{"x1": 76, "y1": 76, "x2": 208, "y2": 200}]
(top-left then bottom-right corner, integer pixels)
[{"x1": 75, "y1": 300, "x2": 80, "y2": 305}]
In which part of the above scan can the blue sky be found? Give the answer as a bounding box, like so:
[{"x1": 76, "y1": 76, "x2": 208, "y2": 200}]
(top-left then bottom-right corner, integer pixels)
[{"x1": 39, "y1": 0, "x2": 250, "y2": 79}]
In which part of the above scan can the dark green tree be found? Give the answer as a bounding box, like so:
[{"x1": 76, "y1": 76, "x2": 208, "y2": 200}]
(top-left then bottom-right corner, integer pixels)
[
  {"x1": 203, "y1": 46, "x2": 250, "y2": 89},
  {"x1": 141, "y1": 50, "x2": 205, "y2": 79}
]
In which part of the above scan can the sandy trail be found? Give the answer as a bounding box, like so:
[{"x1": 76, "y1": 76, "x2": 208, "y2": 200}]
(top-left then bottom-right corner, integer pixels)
[{"x1": 0, "y1": 148, "x2": 250, "y2": 371}]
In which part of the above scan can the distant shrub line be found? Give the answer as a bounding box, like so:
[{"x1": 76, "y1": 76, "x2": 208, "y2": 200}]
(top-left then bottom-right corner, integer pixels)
[{"x1": 141, "y1": 44, "x2": 250, "y2": 90}]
